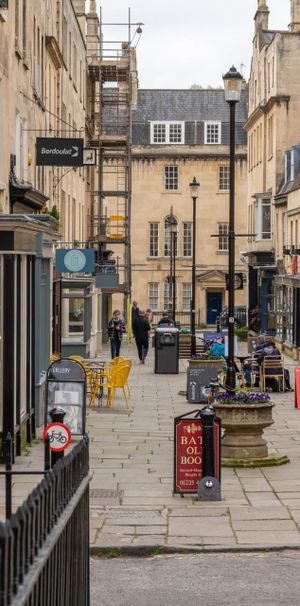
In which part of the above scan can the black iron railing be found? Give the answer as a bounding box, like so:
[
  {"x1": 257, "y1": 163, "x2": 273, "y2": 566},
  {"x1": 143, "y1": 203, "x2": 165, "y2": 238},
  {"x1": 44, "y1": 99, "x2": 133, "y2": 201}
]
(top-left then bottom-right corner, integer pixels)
[{"x1": 0, "y1": 435, "x2": 90, "y2": 606}]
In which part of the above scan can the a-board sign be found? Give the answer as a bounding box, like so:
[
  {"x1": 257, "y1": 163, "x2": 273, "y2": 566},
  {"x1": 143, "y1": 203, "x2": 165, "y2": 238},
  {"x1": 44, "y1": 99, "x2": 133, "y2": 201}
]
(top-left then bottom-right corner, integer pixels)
[
  {"x1": 36, "y1": 137, "x2": 84, "y2": 167},
  {"x1": 187, "y1": 366, "x2": 223, "y2": 403},
  {"x1": 174, "y1": 418, "x2": 203, "y2": 493},
  {"x1": 174, "y1": 411, "x2": 221, "y2": 495},
  {"x1": 46, "y1": 359, "x2": 86, "y2": 435},
  {"x1": 43, "y1": 422, "x2": 72, "y2": 452}
]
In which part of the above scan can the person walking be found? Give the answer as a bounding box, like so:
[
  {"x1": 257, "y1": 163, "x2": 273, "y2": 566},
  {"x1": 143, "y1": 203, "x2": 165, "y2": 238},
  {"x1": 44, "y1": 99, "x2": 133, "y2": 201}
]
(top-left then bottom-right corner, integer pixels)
[
  {"x1": 132, "y1": 310, "x2": 150, "y2": 364},
  {"x1": 107, "y1": 310, "x2": 126, "y2": 359}
]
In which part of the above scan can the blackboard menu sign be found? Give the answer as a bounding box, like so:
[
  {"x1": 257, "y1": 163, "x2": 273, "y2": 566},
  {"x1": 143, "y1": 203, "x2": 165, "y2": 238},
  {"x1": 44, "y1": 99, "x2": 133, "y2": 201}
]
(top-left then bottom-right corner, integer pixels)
[{"x1": 46, "y1": 358, "x2": 86, "y2": 435}]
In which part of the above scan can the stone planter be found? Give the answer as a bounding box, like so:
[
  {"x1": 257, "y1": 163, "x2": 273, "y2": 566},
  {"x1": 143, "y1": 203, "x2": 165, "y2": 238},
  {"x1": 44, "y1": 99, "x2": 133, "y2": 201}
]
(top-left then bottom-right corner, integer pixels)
[{"x1": 213, "y1": 400, "x2": 289, "y2": 467}]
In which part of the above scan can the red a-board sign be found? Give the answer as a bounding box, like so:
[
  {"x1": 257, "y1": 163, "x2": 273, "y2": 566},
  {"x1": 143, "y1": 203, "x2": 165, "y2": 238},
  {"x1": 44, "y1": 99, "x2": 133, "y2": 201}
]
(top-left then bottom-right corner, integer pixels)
[{"x1": 175, "y1": 419, "x2": 203, "y2": 493}]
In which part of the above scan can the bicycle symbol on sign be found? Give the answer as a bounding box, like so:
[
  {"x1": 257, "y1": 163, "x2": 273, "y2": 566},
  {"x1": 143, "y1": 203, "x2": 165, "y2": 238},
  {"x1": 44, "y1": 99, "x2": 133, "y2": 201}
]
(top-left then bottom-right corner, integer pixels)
[{"x1": 49, "y1": 431, "x2": 67, "y2": 444}]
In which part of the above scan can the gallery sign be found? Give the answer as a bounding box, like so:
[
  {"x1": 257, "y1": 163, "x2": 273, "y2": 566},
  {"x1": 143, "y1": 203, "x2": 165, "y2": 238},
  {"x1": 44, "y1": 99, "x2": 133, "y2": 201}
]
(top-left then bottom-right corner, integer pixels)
[
  {"x1": 36, "y1": 137, "x2": 84, "y2": 166},
  {"x1": 46, "y1": 358, "x2": 87, "y2": 435}
]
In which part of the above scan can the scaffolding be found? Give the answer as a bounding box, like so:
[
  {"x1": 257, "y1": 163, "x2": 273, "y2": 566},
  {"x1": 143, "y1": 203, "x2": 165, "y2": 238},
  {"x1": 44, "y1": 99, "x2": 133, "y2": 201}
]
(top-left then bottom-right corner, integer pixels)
[{"x1": 86, "y1": 7, "x2": 139, "y2": 303}]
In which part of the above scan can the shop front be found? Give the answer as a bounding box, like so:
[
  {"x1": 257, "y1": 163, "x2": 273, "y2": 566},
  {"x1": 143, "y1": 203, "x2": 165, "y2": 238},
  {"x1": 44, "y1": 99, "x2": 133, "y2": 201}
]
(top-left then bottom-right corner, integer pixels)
[{"x1": 274, "y1": 275, "x2": 300, "y2": 358}]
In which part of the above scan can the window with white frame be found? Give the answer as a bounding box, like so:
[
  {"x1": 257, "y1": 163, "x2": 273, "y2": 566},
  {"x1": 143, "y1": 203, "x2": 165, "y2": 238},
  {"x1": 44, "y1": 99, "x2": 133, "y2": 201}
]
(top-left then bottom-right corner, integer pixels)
[
  {"x1": 183, "y1": 222, "x2": 192, "y2": 256},
  {"x1": 151, "y1": 121, "x2": 184, "y2": 144},
  {"x1": 149, "y1": 222, "x2": 159, "y2": 257},
  {"x1": 219, "y1": 166, "x2": 230, "y2": 190},
  {"x1": 218, "y1": 223, "x2": 229, "y2": 251},
  {"x1": 204, "y1": 121, "x2": 221, "y2": 144},
  {"x1": 164, "y1": 166, "x2": 178, "y2": 190},
  {"x1": 256, "y1": 198, "x2": 271, "y2": 240},
  {"x1": 182, "y1": 283, "x2": 192, "y2": 311},
  {"x1": 149, "y1": 283, "x2": 159, "y2": 310}
]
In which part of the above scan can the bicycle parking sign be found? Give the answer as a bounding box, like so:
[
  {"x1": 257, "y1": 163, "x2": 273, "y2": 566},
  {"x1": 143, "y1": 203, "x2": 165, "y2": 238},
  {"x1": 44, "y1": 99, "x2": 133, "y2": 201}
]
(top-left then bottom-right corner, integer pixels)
[{"x1": 43, "y1": 422, "x2": 72, "y2": 452}]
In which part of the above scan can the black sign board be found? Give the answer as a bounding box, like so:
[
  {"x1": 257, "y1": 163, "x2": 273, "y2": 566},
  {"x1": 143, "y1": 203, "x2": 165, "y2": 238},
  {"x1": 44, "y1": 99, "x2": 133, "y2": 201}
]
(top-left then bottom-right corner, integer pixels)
[
  {"x1": 46, "y1": 358, "x2": 86, "y2": 435},
  {"x1": 225, "y1": 272, "x2": 244, "y2": 290},
  {"x1": 187, "y1": 366, "x2": 223, "y2": 403},
  {"x1": 36, "y1": 137, "x2": 84, "y2": 167}
]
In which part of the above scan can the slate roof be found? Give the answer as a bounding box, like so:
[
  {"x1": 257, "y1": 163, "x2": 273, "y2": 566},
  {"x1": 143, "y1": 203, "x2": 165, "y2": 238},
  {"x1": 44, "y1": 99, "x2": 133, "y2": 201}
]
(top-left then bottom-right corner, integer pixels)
[{"x1": 132, "y1": 88, "x2": 248, "y2": 124}]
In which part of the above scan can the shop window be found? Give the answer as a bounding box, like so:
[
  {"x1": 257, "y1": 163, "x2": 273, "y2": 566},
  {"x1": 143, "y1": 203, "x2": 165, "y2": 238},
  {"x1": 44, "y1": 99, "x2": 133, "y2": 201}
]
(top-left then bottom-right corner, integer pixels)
[
  {"x1": 68, "y1": 298, "x2": 84, "y2": 335},
  {"x1": 256, "y1": 198, "x2": 271, "y2": 241}
]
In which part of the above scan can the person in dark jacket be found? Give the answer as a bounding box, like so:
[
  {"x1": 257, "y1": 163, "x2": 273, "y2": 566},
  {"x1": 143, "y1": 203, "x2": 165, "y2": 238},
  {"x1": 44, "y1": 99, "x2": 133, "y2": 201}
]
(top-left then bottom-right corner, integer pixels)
[
  {"x1": 132, "y1": 310, "x2": 150, "y2": 364},
  {"x1": 107, "y1": 310, "x2": 126, "y2": 359},
  {"x1": 157, "y1": 311, "x2": 173, "y2": 327},
  {"x1": 257, "y1": 340, "x2": 293, "y2": 391}
]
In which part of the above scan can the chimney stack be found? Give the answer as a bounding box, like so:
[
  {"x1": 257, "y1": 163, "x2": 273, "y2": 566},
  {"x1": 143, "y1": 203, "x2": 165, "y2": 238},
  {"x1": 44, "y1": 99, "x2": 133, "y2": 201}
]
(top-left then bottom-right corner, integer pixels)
[
  {"x1": 254, "y1": 0, "x2": 269, "y2": 34},
  {"x1": 289, "y1": 0, "x2": 300, "y2": 33}
]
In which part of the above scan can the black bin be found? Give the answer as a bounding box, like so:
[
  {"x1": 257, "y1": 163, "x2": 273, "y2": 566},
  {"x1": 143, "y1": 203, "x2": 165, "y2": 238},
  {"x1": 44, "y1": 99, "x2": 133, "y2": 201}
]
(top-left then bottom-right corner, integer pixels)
[{"x1": 154, "y1": 328, "x2": 179, "y2": 374}]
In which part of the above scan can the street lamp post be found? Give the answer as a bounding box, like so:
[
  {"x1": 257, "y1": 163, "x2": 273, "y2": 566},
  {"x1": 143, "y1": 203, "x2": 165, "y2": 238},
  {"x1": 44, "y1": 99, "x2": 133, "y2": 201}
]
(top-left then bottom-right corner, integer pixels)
[
  {"x1": 189, "y1": 177, "x2": 200, "y2": 357},
  {"x1": 223, "y1": 65, "x2": 243, "y2": 389},
  {"x1": 166, "y1": 211, "x2": 178, "y2": 323}
]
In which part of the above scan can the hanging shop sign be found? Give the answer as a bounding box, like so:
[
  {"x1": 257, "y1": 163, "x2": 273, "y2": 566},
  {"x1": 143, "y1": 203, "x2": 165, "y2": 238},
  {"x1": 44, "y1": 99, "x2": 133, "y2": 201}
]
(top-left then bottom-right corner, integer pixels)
[
  {"x1": 36, "y1": 137, "x2": 84, "y2": 166},
  {"x1": 0, "y1": 1, "x2": 9, "y2": 8},
  {"x1": 55, "y1": 248, "x2": 95, "y2": 273},
  {"x1": 225, "y1": 272, "x2": 244, "y2": 290},
  {"x1": 45, "y1": 358, "x2": 86, "y2": 435},
  {"x1": 83, "y1": 148, "x2": 97, "y2": 165}
]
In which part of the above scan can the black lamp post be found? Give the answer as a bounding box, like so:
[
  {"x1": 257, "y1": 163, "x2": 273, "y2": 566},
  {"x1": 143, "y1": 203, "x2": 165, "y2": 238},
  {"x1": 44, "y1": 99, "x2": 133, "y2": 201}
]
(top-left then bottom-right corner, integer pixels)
[
  {"x1": 166, "y1": 210, "x2": 178, "y2": 322},
  {"x1": 223, "y1": 65, "x2": 243, "y2": 389},
  {"x1": 189, "y1": 177, "x2": 200, "y2": 357}
]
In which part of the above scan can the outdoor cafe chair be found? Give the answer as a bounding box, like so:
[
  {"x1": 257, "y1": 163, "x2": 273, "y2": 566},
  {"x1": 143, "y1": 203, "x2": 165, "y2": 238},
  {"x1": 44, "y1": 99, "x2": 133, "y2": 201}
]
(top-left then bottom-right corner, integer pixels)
[{"x1": 260, "y1": 356, "x2": 285, "y2": 392}]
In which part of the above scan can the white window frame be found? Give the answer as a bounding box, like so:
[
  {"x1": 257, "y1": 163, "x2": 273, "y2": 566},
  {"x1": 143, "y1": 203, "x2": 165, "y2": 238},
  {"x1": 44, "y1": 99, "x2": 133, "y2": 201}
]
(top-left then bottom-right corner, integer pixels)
[
  {"x1": 291, "y1": 149, "x2": 295, "y2": 181},
  {"x1": 183, "y1": 222, "x2": 192, "y2": 257},
  {"x1": 255, "y1": 198, "x2": 272, "y2": 241},
  {"x1": 149, "y1": 283, "x2": 159, "y2": 311},
  {"x1": 164, "y1": 165, "x2": 179, "y2": 190},
  {"x1": 149, "y1": 222, "x2": 159, "y2": 257},
  {"x1": 218, "y1": 165, "x2": 230, "y2": 191},
  {"x1": 150, "y1": 121, "x2": 185, "y2": 145},
  {"x1": 218, "y1": 223, "x2": 229, "y2": 251},
  {"x1": 182, "y1": 283, "x2": 192, "y2": 311},
  {"x1": 204, "y1": 121, "x2": 221, "y2": 145}
]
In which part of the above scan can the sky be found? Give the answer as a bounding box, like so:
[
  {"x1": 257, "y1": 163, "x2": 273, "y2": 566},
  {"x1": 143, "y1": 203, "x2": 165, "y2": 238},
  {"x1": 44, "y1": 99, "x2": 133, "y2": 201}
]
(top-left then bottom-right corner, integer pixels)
[{"x1": 95, "y1": 0, "x2": 291, "y2": 89}]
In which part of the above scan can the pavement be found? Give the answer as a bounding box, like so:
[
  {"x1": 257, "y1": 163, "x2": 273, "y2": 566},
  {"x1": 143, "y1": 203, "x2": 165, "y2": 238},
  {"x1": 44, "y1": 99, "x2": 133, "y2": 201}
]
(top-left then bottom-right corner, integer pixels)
[{"x1": 2, "y1": 338, "x2": 300, "y2": 552}]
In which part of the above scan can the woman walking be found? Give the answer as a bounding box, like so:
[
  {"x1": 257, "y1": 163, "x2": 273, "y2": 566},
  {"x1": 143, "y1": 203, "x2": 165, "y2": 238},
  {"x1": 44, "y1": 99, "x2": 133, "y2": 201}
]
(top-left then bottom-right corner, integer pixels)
[{"x1": 107, "y1": 310, "x2": 126, "y2": 359}]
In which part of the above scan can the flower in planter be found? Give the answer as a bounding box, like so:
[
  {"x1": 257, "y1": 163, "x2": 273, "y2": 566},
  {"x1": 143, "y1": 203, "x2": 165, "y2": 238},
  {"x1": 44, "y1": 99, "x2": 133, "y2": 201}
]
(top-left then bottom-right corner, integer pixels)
[{"x1": 216, "y1": 388, "x2": 271, "y2": 404}]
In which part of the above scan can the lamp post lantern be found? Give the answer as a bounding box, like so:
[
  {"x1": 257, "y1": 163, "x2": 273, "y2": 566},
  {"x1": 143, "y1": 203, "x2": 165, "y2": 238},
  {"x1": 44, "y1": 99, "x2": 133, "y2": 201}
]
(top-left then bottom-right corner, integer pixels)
[
  {"x1": 189, "y1": 177, "x2": 200, "y2": 357},
  {"x1": 165, "y1": 210, "x2": 178, "y2": 323},
  {"x1": 223, "y1": 65, "x2": 243, "y2": 389}
]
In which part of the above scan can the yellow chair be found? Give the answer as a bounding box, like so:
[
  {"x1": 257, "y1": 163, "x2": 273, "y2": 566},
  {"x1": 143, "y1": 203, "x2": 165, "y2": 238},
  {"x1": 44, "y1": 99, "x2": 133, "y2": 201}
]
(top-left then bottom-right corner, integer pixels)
[
  {"x1": 261, "y1": 356, "x2": 285, "y2": 392},
  {"x1": 100, "y1": 364, "x2": 131, "y2": 409}
]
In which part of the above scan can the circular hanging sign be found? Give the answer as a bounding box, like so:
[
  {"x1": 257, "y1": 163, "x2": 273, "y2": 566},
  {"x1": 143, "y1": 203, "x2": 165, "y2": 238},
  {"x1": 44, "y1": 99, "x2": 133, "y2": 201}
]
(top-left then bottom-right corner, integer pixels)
[
  {"x1": 64, "y1": 249, "x2": 86, "y2": 272},
  {"x1": 42, "y1": 422, "x2": 72, "y2": 452}
]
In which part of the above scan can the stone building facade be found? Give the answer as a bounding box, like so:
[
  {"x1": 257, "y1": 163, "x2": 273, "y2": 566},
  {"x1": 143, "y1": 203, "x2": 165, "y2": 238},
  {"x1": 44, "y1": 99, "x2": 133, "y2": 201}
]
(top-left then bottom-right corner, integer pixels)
[
  {"x1": 128, "y1": 89, "x2": 248, "y2": 326},
  {"x1": 244, "y1": 0, "x2": 300, "y2": 354},
  {"x1": 0, "y1": 1, "x2": 101, "y2": 453}
]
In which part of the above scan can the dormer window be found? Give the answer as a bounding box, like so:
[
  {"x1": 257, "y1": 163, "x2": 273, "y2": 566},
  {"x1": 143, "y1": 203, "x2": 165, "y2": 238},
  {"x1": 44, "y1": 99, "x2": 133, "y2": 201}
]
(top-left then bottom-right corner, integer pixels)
[
  {"x1": 150, "y1": 121, "x2": 184, "y2": 144},
  {"x1": 204, "y1": 121, "x2": 221, "y2": 144}
]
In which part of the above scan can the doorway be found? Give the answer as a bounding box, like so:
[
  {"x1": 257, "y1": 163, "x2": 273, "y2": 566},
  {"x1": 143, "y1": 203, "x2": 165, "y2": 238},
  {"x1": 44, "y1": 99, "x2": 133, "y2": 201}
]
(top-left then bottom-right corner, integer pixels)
[{"x1": 206, "y1": 291, "x2": 222, "y2": 325}]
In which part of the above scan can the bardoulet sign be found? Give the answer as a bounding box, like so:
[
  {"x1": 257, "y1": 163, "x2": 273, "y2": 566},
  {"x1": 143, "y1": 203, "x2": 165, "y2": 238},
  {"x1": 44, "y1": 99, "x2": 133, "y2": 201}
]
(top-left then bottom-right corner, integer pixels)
[{"x1": 36, "y1": 137, "x2": 84, "y2": 167}]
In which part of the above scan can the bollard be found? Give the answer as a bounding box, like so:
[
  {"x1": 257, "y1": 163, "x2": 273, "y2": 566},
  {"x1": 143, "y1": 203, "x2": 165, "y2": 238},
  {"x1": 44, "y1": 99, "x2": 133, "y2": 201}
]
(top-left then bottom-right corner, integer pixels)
[
  {"x1": 197, "y1": 405, "x2": 221, "y2": 501},
  {"x1": 49, "y1": 406, "x2": 66, "y2": 467}
]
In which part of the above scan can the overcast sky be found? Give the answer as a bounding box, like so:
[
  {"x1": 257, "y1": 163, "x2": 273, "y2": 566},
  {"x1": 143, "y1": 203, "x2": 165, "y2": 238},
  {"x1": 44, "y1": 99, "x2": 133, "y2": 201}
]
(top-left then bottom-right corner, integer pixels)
[{"x1": 95, "y1": 0, "x2": 291, "y2": 88}]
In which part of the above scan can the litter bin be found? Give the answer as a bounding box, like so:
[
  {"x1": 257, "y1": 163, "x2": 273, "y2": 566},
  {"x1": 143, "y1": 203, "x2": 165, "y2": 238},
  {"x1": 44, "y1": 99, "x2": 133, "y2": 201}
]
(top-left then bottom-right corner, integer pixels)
[{"x1": 154, "y1": 327, "x2": 179, "y2": 374}]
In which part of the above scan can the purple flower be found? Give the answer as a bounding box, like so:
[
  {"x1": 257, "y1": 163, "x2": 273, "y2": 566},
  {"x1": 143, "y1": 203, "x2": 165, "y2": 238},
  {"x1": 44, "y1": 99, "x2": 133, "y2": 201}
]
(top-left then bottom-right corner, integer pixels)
[{"x1": 216, "y1": 390, "x2": 270, "y2": 404}]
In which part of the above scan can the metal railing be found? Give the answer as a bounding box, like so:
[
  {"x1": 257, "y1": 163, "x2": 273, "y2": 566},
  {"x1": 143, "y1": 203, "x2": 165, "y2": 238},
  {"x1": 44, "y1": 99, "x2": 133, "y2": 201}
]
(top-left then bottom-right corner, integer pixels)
[
  {"x1": 0, "y1": 436, "x2": 90, "y2": 605},
  {"x1": 152, "y1": 311, "x2": 195, "y2": 327}
]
